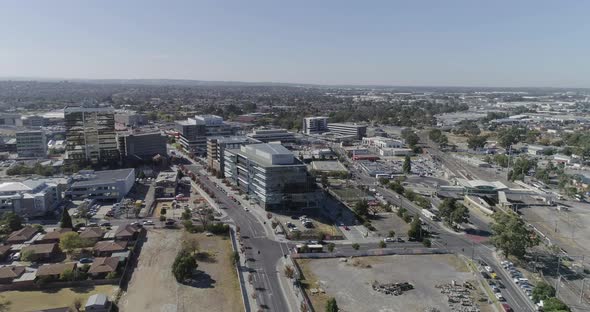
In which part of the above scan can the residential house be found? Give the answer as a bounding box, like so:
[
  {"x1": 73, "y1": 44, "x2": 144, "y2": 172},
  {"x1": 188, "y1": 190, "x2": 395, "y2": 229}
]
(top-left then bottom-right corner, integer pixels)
[
  {"x1": 93, "y1": 241, "x2": 127, "y2": 257},
  {"x1": 85, "y1": 294, "x2": 109, "y2": 312},
  {"x1": 88, "y1": 257, "x2": 119, "y2": 278},
  {"x1": 36, "y1": 262, "x2": 76, "y2": 280},
  {"x1": 0, "y1": 265, "x2": 25, "y2": 284},
  {"x1": 38, "y1": 228, "x2": 72, "y2": 244},
  {"x1": 21, "y1": 243, "x2": 59, "y2": 261},
  {"x1": 114, "y1": 224, "x2": 141, "y2": 241},
  {"x1": 0, "y1": 245, "x2": 11, "y2": 260},
  {"x1": 6, "y1": 226, "x2": 38, "y2": 244},
  {"x1": 79, "y1": 228, "x2": 105, "y2": 242}
]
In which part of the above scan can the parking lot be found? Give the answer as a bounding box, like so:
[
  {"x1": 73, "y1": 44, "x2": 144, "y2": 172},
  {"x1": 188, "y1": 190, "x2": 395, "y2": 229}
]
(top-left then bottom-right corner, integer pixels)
[
  {"x1": 297, "y1": 254, "x2": 493, "y2": 312},
  {"x1": 119, "y1": 229, "x2": 243, "y2": 312}
]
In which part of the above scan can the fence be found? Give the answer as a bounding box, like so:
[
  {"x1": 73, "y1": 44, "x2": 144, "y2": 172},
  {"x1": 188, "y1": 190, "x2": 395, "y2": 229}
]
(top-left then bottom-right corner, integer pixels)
[
  {"x1": 0, "y1": 278, "x2": 118, "y2": 292},
  {"x1": 118, "y1": 228, "x2": 147, "y2": 291},
  {"x1": 291, "y1": 258, "x2": 316, "y2": 312}
]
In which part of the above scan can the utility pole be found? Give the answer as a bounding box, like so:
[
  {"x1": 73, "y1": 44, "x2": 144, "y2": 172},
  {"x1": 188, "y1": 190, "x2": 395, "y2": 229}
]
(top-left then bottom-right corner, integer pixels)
[{"x1": 555, "y1": 255, "x2": 562, "y2": 296}]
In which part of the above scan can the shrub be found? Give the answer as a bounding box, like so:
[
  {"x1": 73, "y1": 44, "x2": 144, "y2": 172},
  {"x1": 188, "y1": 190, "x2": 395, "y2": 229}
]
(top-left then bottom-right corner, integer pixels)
[
  {"x1": 327, "y1": 243, "x2": 335, "y2": 252},
  {"x1": 379, "y1": 241, "x2": 386, "y2": 248},
  {"x1": 352, "y1": 243, "x2": 360, "y2": 250}
]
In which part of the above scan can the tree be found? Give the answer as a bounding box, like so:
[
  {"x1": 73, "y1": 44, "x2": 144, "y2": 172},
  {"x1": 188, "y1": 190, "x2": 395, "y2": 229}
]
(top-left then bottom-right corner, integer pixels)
[
  {"x1": 407, "y1": 215, "x2": 423, "y2": 241},
  {"x1": 172, "y1": 250, "x2": 197, "y2": 283},
  {"x1": 422, "y1": 238, "x2": 432, "y2": 247},
  {"x1": 388, "y1": 230, "x2": 395, "y2": 238},
  {"x1": 378, "y1": 177, "x2": 389, "y2": 186},
  {"x1": 450, "y1": 205, "x2": 469, "y2": 227},
  {"x1": 325, "y1": 297, "x2": 339, "y2": 312},
  {"x1": 388, "y1": 181, "x2": 404, "y2": 194},
  {"x1": 532, "y1": 282, "x2": 555, "y2": 303},
  {"x1": 284, "y1": 265, "x2": 295, "y2": 279},
  {"x1": 231, "y1": 251, "x2": 240, "y2": 265},
  {"x1": 60, "y1": 209, "x2": 73, "y2": 229},
  {"x1": 402, "y1": 156, "x2": 411, "y2": 174},
  {"x1": 320, "y1": 174, "x2": 329, "y2": 188},
  {"x1": 467, "y1": 135, "x2": 487, "y2": 150},
  {"x1": 351, "y1": 243, "x2": 360, "y2": 250},
  {"x1": 542, "y1": 297, "x2": 570, "y2": 311},
  {"x1": 20, "y1": 250, "x2": 35, "y2": 262},
  {"x1": 1, "y1": 212, "x2": 22, "y2": 232},
  {"x1": 327, "y1": 243, "x2": 335, "y2": 252},
  {"x1": 490, "y1": 212, "x2": 539, "y2": 259},
  {"x1": 60, "y1": 268, "x2": 76, "y2": 281},
  {"x1": 378, "y1": 241, "x2": 386, "y2": 248},
  {"x1": 181, "y1": 208, "x2": 192, "y2": 220},
  {"x1": 60, "y1": 232, "x2": 88, "y2": 254},
  {"x1": 354, "y1": 200, "x2": 369, "y2": 217}
]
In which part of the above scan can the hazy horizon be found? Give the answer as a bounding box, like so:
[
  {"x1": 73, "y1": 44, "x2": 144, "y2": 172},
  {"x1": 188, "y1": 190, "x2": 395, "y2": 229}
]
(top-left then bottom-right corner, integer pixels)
[{"x1": 1, "y1": 0, "x2": 589, "y2": 88}]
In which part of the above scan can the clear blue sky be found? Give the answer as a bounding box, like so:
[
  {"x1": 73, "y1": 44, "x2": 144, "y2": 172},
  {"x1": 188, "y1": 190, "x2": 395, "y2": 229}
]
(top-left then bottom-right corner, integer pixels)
[{"x1": 1, "y1": 0, "x2": 589, "y2": 87}]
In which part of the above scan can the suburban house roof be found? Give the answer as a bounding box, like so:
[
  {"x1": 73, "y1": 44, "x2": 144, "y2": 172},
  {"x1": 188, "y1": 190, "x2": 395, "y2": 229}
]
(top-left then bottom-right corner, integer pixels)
[
  {"x1": 114, "y1": 224, "x2": 140, "y2": 238},
  {"x1": 79, "y1": 227, "x2": 105, "y2": 239},
  {"x1": 0, "y1": 266, "x2": 26, "y2": 279},
  {"x1": 37, "y1": 262, "x2": 76, "y2": 277},
  {"x1": 41, "y1": 228, "x2": 72, "y2": 241},
  {"x1": 86, "y1": 293, "x2": 108, "y2": 307},
  {"x1": 21, "y1": 243, "x2": 57, "y2": 255},
  {"x1": 6, "y1": 226, "x2": 38, "y2": 243},
  {"x1": 88, "y1": 257, "x2": 119, "y2": 274},
  {"x1": 0, "y1": 245, "x2": 11, "y2": 256},
  {"x1": 94, "y1": 240, "x2": 127, "y2": 253}
]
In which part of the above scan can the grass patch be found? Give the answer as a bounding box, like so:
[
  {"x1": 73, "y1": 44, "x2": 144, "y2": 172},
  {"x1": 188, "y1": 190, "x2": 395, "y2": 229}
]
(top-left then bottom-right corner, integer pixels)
[
  {"x1": 1, "y1": 285, "x2": 117, "y2": 312},
  {"x1": 296, "y1": 259, "x2": 330, "y2": 311}
]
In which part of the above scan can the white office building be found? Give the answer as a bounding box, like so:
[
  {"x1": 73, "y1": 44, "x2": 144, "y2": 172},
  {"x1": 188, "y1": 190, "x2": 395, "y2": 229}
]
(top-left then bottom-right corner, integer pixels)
[
  {"x1": 65, "y1": 169, "x2": 135, "y2": 201},
  {"x1": 0, "y1": 180, "x2": 61, "y2": 217},
  {"x1": 328, "y1": 123, "x2": 367, "y2": 140},
  {"x1": 303, "y1": 117, "x2": 329, "y2": 135}
]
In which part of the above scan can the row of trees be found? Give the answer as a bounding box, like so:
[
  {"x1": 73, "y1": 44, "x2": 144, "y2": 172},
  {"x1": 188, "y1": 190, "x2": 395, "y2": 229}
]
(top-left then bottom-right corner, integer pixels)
[{"x1": 6, "y1": 163, "x2": 54, "y2": 176}]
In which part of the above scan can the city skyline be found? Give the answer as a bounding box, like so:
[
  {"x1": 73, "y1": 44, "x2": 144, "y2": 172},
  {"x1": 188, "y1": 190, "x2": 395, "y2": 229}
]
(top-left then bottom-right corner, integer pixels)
[{"x1": 1, "y1": 0, "x2": 589, "y2": 88}]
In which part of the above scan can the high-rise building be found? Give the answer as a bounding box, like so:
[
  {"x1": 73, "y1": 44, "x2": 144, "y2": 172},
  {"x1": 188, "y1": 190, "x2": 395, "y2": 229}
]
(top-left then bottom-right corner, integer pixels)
[
  {"x1": 16, "y1": 130, "x2": 47, "y2": 158},
  {"x1": 224, "y1": 143, "x2": 318, "y2": 211},
  {"x1": 303, "y1": 117, "x2": 329, "y2": 135},
  {"x1": 175, "y1": 115, "x2": 236, "y2": 155},
  {"x1": 327, "y1": 123, "x2": 367, "y2": 140},
  {"x1": 64, "y1": 106, "x2": 119, "y2": 165},
  {"x1": 206, "y1": 136, "x2": 258, "y2": 177}
]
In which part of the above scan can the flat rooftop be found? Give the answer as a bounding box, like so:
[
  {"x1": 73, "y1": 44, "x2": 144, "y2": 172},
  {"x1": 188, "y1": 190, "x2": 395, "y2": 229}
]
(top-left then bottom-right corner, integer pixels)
[{"x1": 71, "y1": 168, "x2": 134, "y2": 187}]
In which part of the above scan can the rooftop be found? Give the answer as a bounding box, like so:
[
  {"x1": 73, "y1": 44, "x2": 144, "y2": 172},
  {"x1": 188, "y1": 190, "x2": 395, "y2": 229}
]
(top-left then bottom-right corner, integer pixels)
[
  {"x1": 21, "y1": 243, "x2": 57, "y2": 255},
  {"x1": 70, "y1": 168, "x2": 134, "y2": 187},
  {"x1": 238, "y1": 143, "x2": 300, "y2": 166},
  {"x1": 37, "y1": 262, "x2": 76, "y2": 277},
  {"x1": 88, "y1": 257, "x2": 119, "y2": 274}
]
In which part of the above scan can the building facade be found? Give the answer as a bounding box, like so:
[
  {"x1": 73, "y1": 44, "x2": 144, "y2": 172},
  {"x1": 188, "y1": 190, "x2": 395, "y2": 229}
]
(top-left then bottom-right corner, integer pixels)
[
  {"x1": 114, "y1": 111, "x2": 147, "y2": 128},
  {"x1": 65, "y1": 169, "x2": 135, "y2": 201},
  {"x1": 64, "y1": 106, "x2": 119, "y2": 165},
  {"x1": 0, "y1": 180, "x2": 61, "y2": 217},
  {"x1": 206, "y1": 136, "x2": 257, "y2": 177},
  {"x1": 303, "y1": 117, "x2": 329, "y2": 135},
  {"x1": 327, "y1": 123, "x2": 367, "y2": 140},
  {"x1": 16, "y1": 130, "x2": 47, "y2": 158},
  {"x1": 117, "y1": 131, "x2": 167, "y2": 159},
  {"x1": 175, "y1": 115, "x2": 236, "y2": 155},
  {"x1": 224, "y1": 143, "x2": 317, "y2": 211}
]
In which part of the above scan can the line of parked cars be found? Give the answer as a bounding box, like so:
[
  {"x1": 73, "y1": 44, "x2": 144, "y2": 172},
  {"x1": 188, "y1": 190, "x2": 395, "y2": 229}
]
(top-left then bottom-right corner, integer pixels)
[{"x1": 501, "y1": 260, "x2": 535, "y2": 300}]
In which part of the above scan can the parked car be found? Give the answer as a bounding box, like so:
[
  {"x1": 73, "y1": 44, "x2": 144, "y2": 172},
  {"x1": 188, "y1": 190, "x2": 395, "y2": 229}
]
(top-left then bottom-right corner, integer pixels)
[
  {"x1": 100, "y1": 222, "x2": 111, "y2": 227},
  {"x1": 495, "y1": 293, "x2": 505, "y2": 301},
  {"x1": 10, "y1": 252, "x2": 20, "y2": 261},
  {"x1": 384, "y1": 237, "x2": 395, "y2": 242},
  {"x1": 143, "y1": 220, "x2": 154, "y2": 226},
  {"x1": 79, "y1": 258, "x2": 94, "y2": 264},
  {"x1": 501, "y1": 303, "x2": 513, "y2": 312}
]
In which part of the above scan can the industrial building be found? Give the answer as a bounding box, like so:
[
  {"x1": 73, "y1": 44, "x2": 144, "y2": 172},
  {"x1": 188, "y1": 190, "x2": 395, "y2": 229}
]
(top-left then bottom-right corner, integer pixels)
[
  {"x1": 64, "y1": 106, "x2": 120, "y2": 165},
  {"x1": 16, "y1": 130, "x2": 47, "y2": 158},
  {"x1": 224, "y1": 143, "x2": 318, "y2": 211}
]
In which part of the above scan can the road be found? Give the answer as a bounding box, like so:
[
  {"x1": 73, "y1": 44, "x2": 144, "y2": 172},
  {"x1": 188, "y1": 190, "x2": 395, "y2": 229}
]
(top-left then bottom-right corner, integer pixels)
[{"x1": 185, "y1": 164, "x2": 291, "y2": 312}]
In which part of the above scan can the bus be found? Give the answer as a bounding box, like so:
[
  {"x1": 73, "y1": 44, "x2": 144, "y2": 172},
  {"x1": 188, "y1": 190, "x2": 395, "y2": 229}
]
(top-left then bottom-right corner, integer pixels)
[{"x1": 295, "y1": 244, "x2": 324, "y2": 253}]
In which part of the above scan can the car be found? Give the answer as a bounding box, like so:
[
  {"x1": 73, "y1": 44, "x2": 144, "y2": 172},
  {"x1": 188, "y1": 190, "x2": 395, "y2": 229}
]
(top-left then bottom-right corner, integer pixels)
[
  {"x1": 384, "y1": 237, "x2": 395, "y2": 242},
  {"x1": 496, "y1": 280, "x2": 505, "y2": 289},
  {"x1": 79, "y1": 258, "x2": 94, "y2": 264},
  {"x1": 10, "y1": 252, "x2": 21, "y2": 261},
  {"x1": 343, "y1": 226, "x2": 350, "y2": 230},
  {"x1": 205, "y1": 232, "x2": 213, "y2": 237},
  {"x1": 87, "y1": 223, "x2": 98, "y2": 227},
  {"x1": 484, "y1": 266, "x2": 494, "y2": 273},
  {"x1": 244, "y1": 207, "x2": 249, "y2": 212},
  {"x1": 495, "y1": 293, "x2": 505, "y2": 301},
  {"x1": 396, "y1": 237, "x2": 405, "y2": 242},
  {"x1": 491, "y1": 285, "x2": 501, "y2": 293},
  {"x1": 100, "y1": 222, "x2": 111, "y2": 227},
  {"x1": 501, "y1": 303, "x2": 513, "y2": 312},
  {"x1": 143, "y1": 220, "x2": 154, "y2": 225}
]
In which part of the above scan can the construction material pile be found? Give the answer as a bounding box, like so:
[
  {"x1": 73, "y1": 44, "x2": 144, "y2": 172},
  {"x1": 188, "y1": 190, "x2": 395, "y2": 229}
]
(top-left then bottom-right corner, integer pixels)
[
  {"x1": 436, "y1": 281, "x2": 480, "y2": 312},
  {"x1": 371, "y1": 281, "x2": 414, "y2": 296}
]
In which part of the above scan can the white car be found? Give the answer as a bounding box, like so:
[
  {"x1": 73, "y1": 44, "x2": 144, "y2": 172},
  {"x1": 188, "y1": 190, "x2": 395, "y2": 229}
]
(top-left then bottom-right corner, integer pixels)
[
  {"x1": 384, "y1": 237, "x2": 395, "y2": 242},
  {"x1": 495, "y1": 293, "x2": 505, "y2": 301},
  {"x1": 143, "y1": 220, "x2": 154, "y2": 225}
]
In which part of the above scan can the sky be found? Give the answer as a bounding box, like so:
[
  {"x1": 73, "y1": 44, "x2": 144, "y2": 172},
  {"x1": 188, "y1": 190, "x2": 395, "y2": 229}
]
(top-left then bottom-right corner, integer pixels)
[{"x1": 1, "y1": 0, "x2": 589, "y2": 88}]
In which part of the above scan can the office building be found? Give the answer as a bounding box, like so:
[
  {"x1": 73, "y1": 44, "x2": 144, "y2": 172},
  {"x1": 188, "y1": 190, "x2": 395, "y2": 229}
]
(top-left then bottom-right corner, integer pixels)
[
  {"x1": 23, "y1": 115, "x2": 47, "y2": 127},
  {"x1": 114, "y1": 111, "x2": 147, "y2": 128},
  {"x1": 206, "y1": 136, "x2": 257, "y2": 177},
  {"x1": 175, "y1": 115, "x2": 236, "y2": 155},
  {"x1": 224, "y1": 143, "x2": 318, "y2": 211},
  {"x1": 303, "y1": 117, "x2": 329, "y2": 135},
  {"x1": 362, "y1": 136, "x2": 404, "y2": 149},
  {"x1": 16, "y1": 130, "x2": 47, "y2": 158},
  {"x1": 117, "y1": 131, "x2": 167, "y2": 160},
  {"x1": 195, "y1": 115, "x2": 236, "y2": 137},
  {"x1": 0, "y1": 180, "x2": 61, "y2": 217},
  {"x1": 65, "y1": 168, "x2": 135, "y2": 201},
  {"x1": 247, "y1": 129, "x2": 296, "y2": 143},
  {"x1": 328, "y1": 123, "x2": 367, "y2": 140},
  {"x1": 0, "y1": 114, "x2": 22, "y2": 127},
  {"x1": 64, "y1": 106, "x2": 119, "y2": 165}
]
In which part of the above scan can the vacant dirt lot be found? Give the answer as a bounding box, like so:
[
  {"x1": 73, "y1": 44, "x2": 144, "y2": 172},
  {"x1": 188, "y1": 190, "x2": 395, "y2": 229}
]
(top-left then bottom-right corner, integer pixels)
[
  {"x1": 1, "y1": 285, "x2": 117, "y2": 312},
  {"x1": 298, "y1": 254, "x2": 491, "y2": 312},
  {"x1": 119, "y1": 229, "x2": 243, "y2": 312}
]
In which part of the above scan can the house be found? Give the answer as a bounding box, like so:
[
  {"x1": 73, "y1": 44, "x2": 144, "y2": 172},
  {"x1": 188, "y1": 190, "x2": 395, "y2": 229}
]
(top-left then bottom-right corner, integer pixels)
[
  {"x1": 0, "y1": 265, "x2": 26, "y2": 284},
  {"x1": 6, "y1": 226, "x2": 38, "y2": 244},
  {"x1": 88, "y1": 257, "x2": 119, "y2": 278},
  {"x1": 79, "y1": 227, "x2": 105, "y2": 242},
  {"x1": 0, "y1": 245, "x2": 11, "y2": 260},
  {"x1": 21, "y1": 243, "x2": 59, "y2": 261},
  {"x1": 85, "y1": 294, "x2": 109, "y2": 312},
  {"x1": 114, "y1": 224, "x2": 141, "y2": 241},
  {"x1": 93, "y1": 241, "x2": 127, "y2": 257},
  {"x1": 36, "y1": 262, "x2": 76, "y2": 280},
  {"x1": 38, "y1": 228, "x2": 72, "y2": 244}
]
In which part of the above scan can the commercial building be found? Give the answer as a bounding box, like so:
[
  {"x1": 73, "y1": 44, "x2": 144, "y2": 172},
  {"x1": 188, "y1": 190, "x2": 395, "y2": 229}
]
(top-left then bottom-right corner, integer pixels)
[
  {"x1": 526, "y1": 144, "x2": 552, "y2": 156},
  {"x1": 117, "y1": 131, "x2": 167, "y2": 160},
  {"x1": 154, "y1": 171, "x2": 178, "y2": 198},
  {"x1": 0, "y1": 114, "x2": 22, "y2": 127},
  {"x1": 303, "y1": 117, "x2": 329, "y2": 135},
  {"x1": 65, "y1": 168, "x2": 135, "y2": 201},
  {"x1": 206, "y1": 136, "x2": 257, "y2": 177},
  {"x1": 64, "y1": 106, "x2": 119, "y2": 165},
  {"x1": 175, "y1": 115, "x2": 236, "y2": 155},
  {"x1": 16, "y1": 130, "x2": 47, "y2": 158},
  {"x1": 224, "y1": 143, "x2": 318, "y2": 211},
  {"x1": 114, "y1": 111, "x2": 147, "y2": 128},
  {"x1": 362, "y1": 137, "x2": 404, "y2": 149},
  {"x1": 327, "y1": 123, "x2": 367, "y2": 140},
  {"x1": 22, "y1": 115, "x2": 47, "y2": 127},
  {"x1": 0, "y1": 180, "x2": 61, "y2": 217},
  {"x1": 247, "y1": 129, "x2": 296, "y2": 143}
]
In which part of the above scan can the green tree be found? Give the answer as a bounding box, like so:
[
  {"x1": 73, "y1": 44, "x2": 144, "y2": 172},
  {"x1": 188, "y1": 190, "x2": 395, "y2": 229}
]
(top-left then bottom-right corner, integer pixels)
[
  {"x1": 388, "y1": 230, "x2": 395, "y2": 238},
  {"x1": 422, "y1": 238, "x2": 432, "y2": 247},
  {"x1": 325, "y1": 297, "x2": 339, "y2": 312},
  {"x1": 1, "y1": 212, "x2": 23, "y2": 232},
  {"x1": 467, "y1": 135, "x2": 487, "y2": 150},
  {"x1": 407, "y1": 215, "x2": 423, "y2": 241},
  {"x1": 60, "y1": 268, "x2": 76, "y2": 281},
  {"x1": 532, "y1": 282, "x2": 555, "y2": 303},
  {"x1": 20, "y1": 250, "x2": 35, "y2": 262},
  {"x1": 439, "y1": 198, "x2": 469, "y2": 227},
  {"x1": 327, "y1": 243, "x2": 335, "y2": 252},
  {"x1": 542, "y1": 297, "x2": 570, "y2": 311},
  {"x1": 450, "y1": 205, "x2": 469, "y2": 227},
  {"x1": 59, "y1": 232, "x2": 88, "y2": 254},
  {"x1": 378, "y1": 177, "x2": 389, "y2": 186},
  {"x1": 402, "y1": 156, "x2": 411, "y2": 174},
  {"x1": 172, "y1": 250, "x2": 197, "y2": 283},
  {"x1": 351, "y1": 243, "x2": 360, "y2": 250},
  {"x1": 60, "y1": 209, "x2": 73, "y2": 229},
  {"x1": 379, "y1": 241, "x2": 386, "y2": 248},
  {"x1": 354, "y1": 200, "x2": 369, "y2": 217},
  {"x1": 490, "y1": 212, "x2": 539, "y2": 259},
  {"x1": 388, "y1": 181, "x2": 404, "y2": 194}
]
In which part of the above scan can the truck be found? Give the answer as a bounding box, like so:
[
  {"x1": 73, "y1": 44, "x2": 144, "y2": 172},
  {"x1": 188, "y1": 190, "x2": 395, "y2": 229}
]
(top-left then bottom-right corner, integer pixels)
[{"x1": 421, "y1": 209, "x2": 440, "y2": 221}]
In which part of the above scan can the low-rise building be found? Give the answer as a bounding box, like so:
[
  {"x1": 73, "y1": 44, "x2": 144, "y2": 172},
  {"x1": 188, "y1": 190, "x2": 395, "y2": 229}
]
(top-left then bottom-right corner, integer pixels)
[
  {"x1": 88, "y1": 257, "x2": 119, "y2": 277},
  {"x1": 0, "y1": 180, "x2": 61, "y2": 217},
  {"x1": 85, "y1": 294, "x2": 110, "y2": 312},
  {"x1": 527, "y1": 144, "x2": 552, "y2": 156},
  {"x1": 327, "y1": 123, "x2": 367, "y2": 140},
  {"x1": 0, "y1": 266, "x2": 26, "y2": 284},
  {"x1": 79, "y1": 228, "x2": 105, "y2": 242},
  {"x1": 154, "y1": 171, "x2": 178, "y2": 198},
  {"x1": 65, "y1": 169, "x2": 135, "y2": 201},
  {"x1": 114, "y1": 224, "x2": 141, "y2": 241},
  {"x1": 36, "y1": 262, "x2": 76, "y2": 280},
  {"x1": 94, "y1": 240, "x2": 127, "y2": 257},
  {"x1": 21, "y1": 243, "x2": 59, "y2": 261},
  {"x1": 247, "y1": 129, "x2": 296, "y2": 144},
  {"x1": 38, "y1": 228, "x2": 72, "y2": 244},
  {"x1": 6, "y1": 226, "x2": 39, "y2": 244}
]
